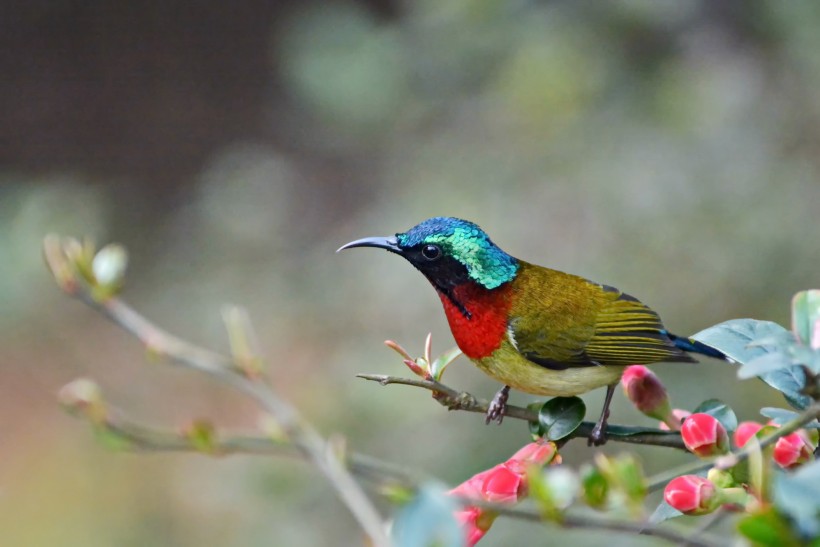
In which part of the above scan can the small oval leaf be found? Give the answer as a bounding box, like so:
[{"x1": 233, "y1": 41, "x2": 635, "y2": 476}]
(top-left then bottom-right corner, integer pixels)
[
  {"x1": 693, "y1": 399, "x2": 738, "y2": 432},
  {"x1": 538, "y1": 397, "x2": 586, "y2": 441},
  {"x1": 649, "y1": 500, "x2": 683, "y2": 524}
]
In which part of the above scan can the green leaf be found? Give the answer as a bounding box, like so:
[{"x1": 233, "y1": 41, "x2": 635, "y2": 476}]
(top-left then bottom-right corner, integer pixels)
[
  {"x1": 692, "y1": 319, "x2": 791, "y2": 364},
  {"x1": 186, "y1": 420, "x2": 217, "y2": 454},
  {"x1": 692, "y1": 319, "x2": 810, "y2": 410},
  {"x1": 760, "y1": 407, "x2": 820, "y2": 429},
  {"x1": 392, "y1": 484, "x2": 463, "y2": 547},
  {"x1": 738, "y1": 508, "x2": 803, "y2": 547},
  {"x1": 580, "y1": 464, "x2": 609, "y2": 509},
  {"x1": 429, "y1": 347, "x2": 463, "y2": 382},
  {"x1": 648, "y1": 500, "x2": 683, "y2": 524},
  {"x1": 93, "y1": 426, "x2": 133, "y2": 451},
  {"x1": 774, "y1": 460, "x2": 820, "y2": 539},
  {"x1": 763, "y1": 367, "x2": 811, "y2": 410},
  {"x1": 738, "y1": 352, "x2": 795, "y2": 379},
  {"x1": 792, "y1": 290, "x2": 820, "y2": 346},
  {"x1": 693, "y1": 399, "x2": 738, "y2": 431},
  {"x1": 538, "y1": 397, "x2": 586, "y2": 441},
  {"x1": 787, "y1": 344, "x2": 820, "y2": 374},
  {"x1": 530, "y1": 468, "x2": 578, "y2": 520}
]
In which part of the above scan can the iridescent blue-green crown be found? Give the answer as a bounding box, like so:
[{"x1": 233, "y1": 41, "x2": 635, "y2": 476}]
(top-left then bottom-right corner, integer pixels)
[{"x1": 396, "y1": 217, "x2": 519, "y2": 289}]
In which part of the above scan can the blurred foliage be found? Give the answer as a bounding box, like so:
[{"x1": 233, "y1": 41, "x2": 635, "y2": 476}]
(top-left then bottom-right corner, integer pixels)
[{"x1": 2, "y1": 1, "x2": 820, "y2": 545}]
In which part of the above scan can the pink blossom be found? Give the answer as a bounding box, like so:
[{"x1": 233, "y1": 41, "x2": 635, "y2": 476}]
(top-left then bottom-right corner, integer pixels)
[
  {"x1": 733, "y1": 421, "x2": 764, "y2": 448},
  {"x1": 681, "y1": 413, "x2": 730, "y2": 457},
  {"x1": 621, "y1": 365, "x2": 672, "y2": 421},
  {"x1": 449, "y1": 442, "x2": 558, "y2": 545},
  {"x1": 773, "y1": 432, "x2": 814, "y2": 469},
  {"x1": 664, "y1": 475, "x2": 719, "y2": 515}
]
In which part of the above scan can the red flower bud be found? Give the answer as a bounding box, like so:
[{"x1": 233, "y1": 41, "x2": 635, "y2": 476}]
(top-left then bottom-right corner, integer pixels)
[
  {"x1": 773, "y1": 432, "x2": 814, "y2": 469},
  {"x1": 664, "y1": 475, "x2": 719, "y2": 515},
  {"x1": 733, "y1": 421, "x2": 764, "y2": 448},
  {"x1": 681, "y1": 413, "x2": 730, "y2": 457},
  {"x1": 453, "y1": 506, "x2": 496, "y2": 547},
  {"x1": 505, "y1": 441, "x2": 559, "y2": 474},
  {"x1": 482, "y1": 466, "x2": 522, "y2": 503},
  {"x1": 449, "y1": 442, "x2": 559, "y2": 544},
  {"x1": 621, "y1": 365, "x2": 672, "y2": 421}
]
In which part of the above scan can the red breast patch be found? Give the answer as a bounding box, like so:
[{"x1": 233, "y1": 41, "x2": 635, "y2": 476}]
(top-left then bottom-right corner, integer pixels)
[{"x1": 438, "y1": 283, "x2": 513, "y2": 359}]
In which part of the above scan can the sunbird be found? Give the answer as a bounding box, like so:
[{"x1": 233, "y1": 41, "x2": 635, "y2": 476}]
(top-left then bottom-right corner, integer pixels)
[{"x1": 338, "y1": 217, "x2": 725, "y2": 445}]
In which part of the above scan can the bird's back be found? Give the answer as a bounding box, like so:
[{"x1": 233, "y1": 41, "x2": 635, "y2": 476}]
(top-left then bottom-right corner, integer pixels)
[{"x1": 507, "y1": 261, "x2": 694, "y2": 368}]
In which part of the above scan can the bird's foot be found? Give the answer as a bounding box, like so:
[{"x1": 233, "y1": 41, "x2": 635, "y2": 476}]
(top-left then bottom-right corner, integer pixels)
[
  {"x1": 588, "y1": 383, "x2": 616, "y2": 446},
  {"x1": 485, "y1": 385, "x2": 510, "y2": 425},
  {"x1": 588, "y1": 408, "x2": 610, "y2": 446}
]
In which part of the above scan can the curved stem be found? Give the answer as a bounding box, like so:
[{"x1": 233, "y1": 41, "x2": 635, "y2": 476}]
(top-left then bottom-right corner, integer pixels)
[{"x1": 70, "y1": 292, "x2": 390, "y2": 547}]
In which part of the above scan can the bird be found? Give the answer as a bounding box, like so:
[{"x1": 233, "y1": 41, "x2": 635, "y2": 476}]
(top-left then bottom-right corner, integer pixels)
[{"x1": 338, "y1": 217, "x2": 725, "y2": 445}]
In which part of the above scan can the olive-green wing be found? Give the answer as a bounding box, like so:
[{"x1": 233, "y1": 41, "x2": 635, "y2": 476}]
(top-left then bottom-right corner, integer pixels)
[
  {"x1": 507, "y1": 270, "x2": 605, "y2": 370},
  {"x1": 584, "y1": 287, "x2": 695, "y2": 365},
  {"x1": 510, "y1": 276, "x2": 693, "y2": 369}
]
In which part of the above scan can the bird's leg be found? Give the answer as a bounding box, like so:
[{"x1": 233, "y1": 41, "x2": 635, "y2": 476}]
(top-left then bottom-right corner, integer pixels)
[
  {"x1": 485, "y1": 385, "x2": 510, "y2": 425},
  {"x1": 589, "y1": 383, "x2": 617, "y2": 446}
]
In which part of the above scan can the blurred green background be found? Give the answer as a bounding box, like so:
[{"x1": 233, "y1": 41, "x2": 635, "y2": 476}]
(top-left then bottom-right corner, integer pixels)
[{"x1": 2, "y1": 1, "x2": 819, "y2": 545}]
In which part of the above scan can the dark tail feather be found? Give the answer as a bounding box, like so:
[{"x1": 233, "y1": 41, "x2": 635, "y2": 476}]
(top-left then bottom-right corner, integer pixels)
[{"x1": 664, "y1": 331, "x2": 728, "y2": 360}]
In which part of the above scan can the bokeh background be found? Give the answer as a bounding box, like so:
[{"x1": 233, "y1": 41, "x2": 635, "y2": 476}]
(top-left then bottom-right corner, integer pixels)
[{"x1": 2, "y1": 1, "x2": 819, "y2": 545}]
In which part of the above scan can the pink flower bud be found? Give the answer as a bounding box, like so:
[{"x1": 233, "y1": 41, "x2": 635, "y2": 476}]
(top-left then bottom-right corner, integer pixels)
[
  {"x1": 453, "y1": 506, "x2": 495, "y2": 547},
  {"x1": 681, "y1": 413, "x2": 730, "y2": 457},
  {"x1": 774, "y1": 432, "x2": 814, "y2": 469},
  {"x1": 481, "y1": 466, "x2": 522, "y2": 503},
  {"x1": 402, "y1": 359, "x2": 428, "y2": 378},
  {"x1": 733, "y1": 421, "x2": 764, "y2": 448},
  {"x1": 505, "y1": 441, "x2": 558, "y2": 473},
  {"x1": 664, "y1": 475, "x2": 720, "y2": 515},
  {"x1": 448, "y1": 442, "x2": 559, "y2": 544},
  {"x1": 621, "y1": 365, "x2": 672, "y2": 421},
  {"x1": 659, "y1": 408, "x2": 691, "y2": 431}
]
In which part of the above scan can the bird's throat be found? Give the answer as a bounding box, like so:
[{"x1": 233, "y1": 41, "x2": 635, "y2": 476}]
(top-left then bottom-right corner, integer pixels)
[{"x1": 437, "y1": 282, "x2": 513, "y2": 360}]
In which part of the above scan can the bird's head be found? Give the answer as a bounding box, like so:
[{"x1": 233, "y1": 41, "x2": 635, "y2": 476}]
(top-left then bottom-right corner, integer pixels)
[{"x1": 338, "y1": 217, "x2": 519, "y2": 292}]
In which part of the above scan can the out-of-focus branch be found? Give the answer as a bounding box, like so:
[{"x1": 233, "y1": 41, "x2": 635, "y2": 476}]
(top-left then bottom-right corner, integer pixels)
[
  {"x1": 357, "y1": 373, "x2": 687, "y2": 450},
  {"x1": 66, "y1": 401, "x2": 426, "y2": 490},
  {"x1": 44, "y1": 236, "x2": 391, "y2": 547},
  {"x1": 462, "y1": 498, "x2": 723, "y2": 547}
]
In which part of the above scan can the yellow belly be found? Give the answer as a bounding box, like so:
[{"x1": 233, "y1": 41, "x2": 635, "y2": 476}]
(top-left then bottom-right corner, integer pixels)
[{"x1": 473, "y1": 340, "x2": 626, "y2": 396}]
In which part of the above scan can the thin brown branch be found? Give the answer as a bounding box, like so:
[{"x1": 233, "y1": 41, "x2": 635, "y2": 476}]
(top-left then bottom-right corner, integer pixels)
[
  {"x1": 458, "y1": 498, "x2": 723, "y2": 547},
  {"x1": 357, "y1": 373, "x2": 687, "y2": 450},
  {"x1": 61, "y1": 280, "x2": 390, "y2": 546},
  {"x1": 98, "y1": 408, "x2": 426, "y2": 489}
]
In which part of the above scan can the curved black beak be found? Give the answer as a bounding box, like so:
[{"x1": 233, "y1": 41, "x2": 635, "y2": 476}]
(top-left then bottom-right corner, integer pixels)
[{"x1": 336, "y1": 236, "x2": 402, "y2": 254}]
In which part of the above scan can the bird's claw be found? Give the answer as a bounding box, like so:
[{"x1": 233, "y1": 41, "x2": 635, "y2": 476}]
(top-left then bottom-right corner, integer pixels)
[
  {"x1": 588, "y1": 423, "x2": 608, "y2": 446},
  {"x1": 588, "y1": 408, "x2": 610, "y2": 446},
  {"x1": 485, "y1": 385, "x2": 510, "y2": 425}
]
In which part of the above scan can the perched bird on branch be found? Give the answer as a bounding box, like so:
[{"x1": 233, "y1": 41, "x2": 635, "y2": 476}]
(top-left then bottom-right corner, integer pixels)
[{"x1": 339, "y1": 217, "x2": 724, "y2": 445}]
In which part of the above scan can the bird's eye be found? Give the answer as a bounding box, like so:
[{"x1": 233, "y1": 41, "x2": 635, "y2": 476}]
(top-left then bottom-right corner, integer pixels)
[{"x1": 421, "y1": 244, "x2": 441, "y2": 260}]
